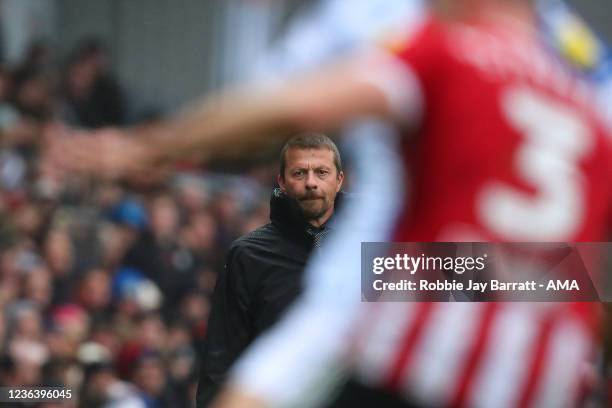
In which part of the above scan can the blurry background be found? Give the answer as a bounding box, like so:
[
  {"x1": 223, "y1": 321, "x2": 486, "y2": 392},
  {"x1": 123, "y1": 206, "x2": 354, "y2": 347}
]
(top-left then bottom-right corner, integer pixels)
[
  {"x1": 1, "y1": 0, "x2": 307, "y2": 116},
  {"x1": 0, "y1": 1, "x2": 306, "y2": 407},
  {"x1": 0, "y1": 0, "x2": 608, "y2": 114},
  {"x1": 0, "y1": 0, "x2": 609, "y2": 407}
]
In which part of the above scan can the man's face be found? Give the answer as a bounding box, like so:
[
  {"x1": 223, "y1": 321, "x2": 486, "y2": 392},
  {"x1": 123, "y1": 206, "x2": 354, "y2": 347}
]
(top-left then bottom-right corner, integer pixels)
[{"x1": 278, "y1": 147, "x2": 343, "y2": 226}]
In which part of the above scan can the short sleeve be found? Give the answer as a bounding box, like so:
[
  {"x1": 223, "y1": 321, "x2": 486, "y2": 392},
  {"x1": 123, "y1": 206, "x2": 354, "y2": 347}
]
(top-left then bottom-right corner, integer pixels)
[{"x1": 353, "y1": 16, "x2": 447, "y2": 127}]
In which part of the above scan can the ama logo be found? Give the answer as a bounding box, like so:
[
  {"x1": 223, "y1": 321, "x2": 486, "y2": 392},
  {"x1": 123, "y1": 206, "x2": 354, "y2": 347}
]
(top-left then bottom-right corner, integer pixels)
[{"x1": 546, "y1": 280, "x2": 580, "y2": 291}]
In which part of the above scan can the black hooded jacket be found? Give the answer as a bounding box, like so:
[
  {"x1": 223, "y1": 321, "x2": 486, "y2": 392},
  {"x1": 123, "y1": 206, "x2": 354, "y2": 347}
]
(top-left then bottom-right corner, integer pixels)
[{"x1": 196, "y1": 188, "x2": 340, "y2": 407}]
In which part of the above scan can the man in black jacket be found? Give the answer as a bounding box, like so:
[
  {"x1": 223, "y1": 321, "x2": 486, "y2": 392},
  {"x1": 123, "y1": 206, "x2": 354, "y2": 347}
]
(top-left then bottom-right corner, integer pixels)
[{"x1": 197, "y1": 133, "x2": 344, "y2": 407}]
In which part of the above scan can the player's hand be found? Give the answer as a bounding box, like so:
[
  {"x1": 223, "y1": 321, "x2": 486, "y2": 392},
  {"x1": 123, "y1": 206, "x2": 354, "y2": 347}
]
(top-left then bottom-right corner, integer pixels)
[
  {"x1": 44, "y1": 125, "x2": 160, "y2": 181},
  {"x1": 211, "y1": 387, "x2": 268, "y2": 408}
]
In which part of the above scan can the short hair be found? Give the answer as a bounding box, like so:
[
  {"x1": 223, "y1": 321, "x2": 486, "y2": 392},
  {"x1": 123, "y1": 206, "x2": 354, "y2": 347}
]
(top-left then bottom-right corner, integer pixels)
[{"x1": 279, "y1": 133, "x2": 342, "y2": 179}]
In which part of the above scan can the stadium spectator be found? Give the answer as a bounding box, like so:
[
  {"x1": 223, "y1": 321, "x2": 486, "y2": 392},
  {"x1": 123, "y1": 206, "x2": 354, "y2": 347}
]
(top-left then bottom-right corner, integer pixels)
[
  {"x1": 62, "y1": 38, "x2": 127, "y2": 128},
  {"x1": 80, "y1": 361, "x2": 145, "y2": 408},
  {"x1": 131, "y1": 352, "x2": 182, "y2": 407},
  {"x1": 11, "y1": 66, "x2": 54, "y2": 123},
  {"x1": 21, "y1": 264, "x2": 53, "y2": 309},
  {"x1": 75, "y1": 267, "x2": 112, "y2": 318},
  {"x1": 121, "y1": 194, "x2": 204, "y2": 317}
]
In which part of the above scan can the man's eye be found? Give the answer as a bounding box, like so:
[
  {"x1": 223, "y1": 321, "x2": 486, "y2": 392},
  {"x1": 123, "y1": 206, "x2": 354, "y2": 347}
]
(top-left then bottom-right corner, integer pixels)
[
  {"x1": 317, "y1": 170, "x2": 329, "y2": 176},
  {"x1": 293, "y1": 170, "x2": 305, "y2": 177}
]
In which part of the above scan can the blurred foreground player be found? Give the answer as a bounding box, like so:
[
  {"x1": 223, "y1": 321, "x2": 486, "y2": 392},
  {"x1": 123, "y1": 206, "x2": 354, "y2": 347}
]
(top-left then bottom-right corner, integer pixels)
[
  {"x1": 49, "y1": 0, "x2": 612, "y2": 407},
  {"x1": 200, "y1": 0, "x2": 610, "y2": 407},
  {"x1": 238, "y1": 3, "x2": 612, "y2": 406}
]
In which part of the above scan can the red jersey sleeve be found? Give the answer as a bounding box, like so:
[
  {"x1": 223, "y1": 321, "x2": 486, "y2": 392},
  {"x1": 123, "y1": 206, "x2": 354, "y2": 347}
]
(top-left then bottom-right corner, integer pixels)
[{"x1": 392, "y1": 17, "x2": 449, "y2": 115}]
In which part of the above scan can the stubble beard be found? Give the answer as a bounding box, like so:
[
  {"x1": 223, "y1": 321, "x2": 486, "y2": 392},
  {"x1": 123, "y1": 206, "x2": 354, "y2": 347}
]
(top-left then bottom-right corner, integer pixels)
[{"x1": 299, "y1": 198, "x2": 330, "y2": 223}]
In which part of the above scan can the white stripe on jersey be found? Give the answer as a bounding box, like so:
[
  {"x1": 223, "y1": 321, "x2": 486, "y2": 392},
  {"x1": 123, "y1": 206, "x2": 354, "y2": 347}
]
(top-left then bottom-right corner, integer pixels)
[
  {"x1": 354, "y1": 302, "x2": 418, "y2": 386},
  {"x1": 405, "y1": 303, "x2": 483, "y2": 407},
  {"x1": 530, "y1": 318, "x2": 591, "y2": 408},
  {"x1": 466, "y1": 304, "x2": 540, "y2": 408},
  {"x1": 353, "y1": 302, "x2": 592, "y2": 408}
]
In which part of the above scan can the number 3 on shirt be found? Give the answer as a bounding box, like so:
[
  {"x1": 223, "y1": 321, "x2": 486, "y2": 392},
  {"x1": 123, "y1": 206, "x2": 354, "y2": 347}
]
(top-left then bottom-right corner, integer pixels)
[{"x1": 479, "y1": 87, "x2": 594, "y2": 241}]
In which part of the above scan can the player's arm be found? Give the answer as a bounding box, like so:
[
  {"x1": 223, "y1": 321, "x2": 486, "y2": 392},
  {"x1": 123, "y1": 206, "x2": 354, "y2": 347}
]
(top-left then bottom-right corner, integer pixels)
[
  {"x1": 50, "y1": 52, "x2": 420, "y2": 179},
  {"x1": 212, "y1": 387, "x2": 267, "y2": 408},
  {"x1": 145, "y1": 51, "x2": 418, "y2": 162}
]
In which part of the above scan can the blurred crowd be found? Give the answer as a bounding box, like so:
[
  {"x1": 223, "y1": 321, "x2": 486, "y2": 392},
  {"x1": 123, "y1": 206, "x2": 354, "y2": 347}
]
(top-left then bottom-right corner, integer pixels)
[{"x1": 0, "y1": 38, "x2": 277, "y2": 407}]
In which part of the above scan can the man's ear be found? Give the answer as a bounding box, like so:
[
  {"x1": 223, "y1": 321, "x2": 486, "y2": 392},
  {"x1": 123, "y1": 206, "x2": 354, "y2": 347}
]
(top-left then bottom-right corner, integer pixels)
[
  {"x1": 336, "y1": 171, "x2": 344, "y2": 192},
  {"x1": 277, "y1": 174, "x2": 286, "y2": 192}
]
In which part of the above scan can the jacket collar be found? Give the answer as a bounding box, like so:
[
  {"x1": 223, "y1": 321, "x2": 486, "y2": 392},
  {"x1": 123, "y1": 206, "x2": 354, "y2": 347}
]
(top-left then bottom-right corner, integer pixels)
[{"x1": 269, "y1": 188, "x2": 342, "y2": 246}]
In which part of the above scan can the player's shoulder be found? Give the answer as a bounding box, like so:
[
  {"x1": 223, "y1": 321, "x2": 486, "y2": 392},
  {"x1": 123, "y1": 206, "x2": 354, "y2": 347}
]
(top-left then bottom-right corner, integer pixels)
[
  {"x1": 387, "y1": 12, "x2": 442, "y2": 55},
  {"x1": 389, "y1": 12, "x2": 489, "y2": 75}
]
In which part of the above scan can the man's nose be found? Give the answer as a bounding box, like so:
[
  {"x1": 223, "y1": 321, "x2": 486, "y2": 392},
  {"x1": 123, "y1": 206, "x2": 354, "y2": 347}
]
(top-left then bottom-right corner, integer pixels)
[{"x1": 305, "y1": 171, "x2": 318, "y2": 189}]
